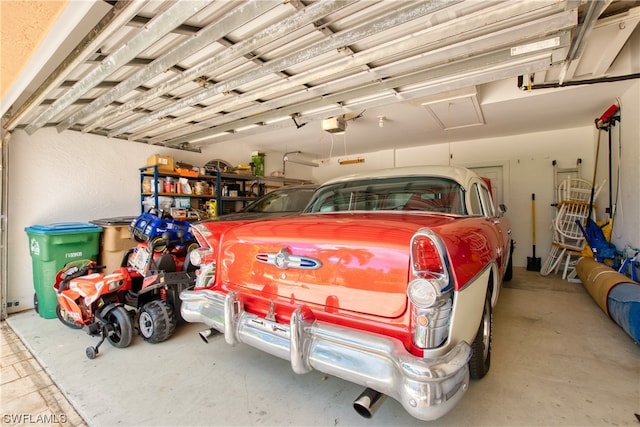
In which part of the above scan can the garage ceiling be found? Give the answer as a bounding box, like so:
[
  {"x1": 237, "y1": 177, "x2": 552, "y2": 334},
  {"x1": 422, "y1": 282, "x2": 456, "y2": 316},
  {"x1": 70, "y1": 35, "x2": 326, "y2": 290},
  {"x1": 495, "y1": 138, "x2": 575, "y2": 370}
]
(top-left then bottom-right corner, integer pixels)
[{"x1": 2, "y1": 0, "x2": 639, "y2": 156}]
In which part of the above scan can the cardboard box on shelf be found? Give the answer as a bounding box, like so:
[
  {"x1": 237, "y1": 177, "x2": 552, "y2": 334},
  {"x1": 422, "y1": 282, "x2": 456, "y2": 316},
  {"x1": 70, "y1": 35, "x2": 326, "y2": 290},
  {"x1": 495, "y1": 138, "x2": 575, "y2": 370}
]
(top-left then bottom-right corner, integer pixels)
[
  {"x1": 147, "y1": 155, "x2": 175, "y2": 173},
  {"x1": 174, "y1": 197, "x2": 191, "y2": 208}
]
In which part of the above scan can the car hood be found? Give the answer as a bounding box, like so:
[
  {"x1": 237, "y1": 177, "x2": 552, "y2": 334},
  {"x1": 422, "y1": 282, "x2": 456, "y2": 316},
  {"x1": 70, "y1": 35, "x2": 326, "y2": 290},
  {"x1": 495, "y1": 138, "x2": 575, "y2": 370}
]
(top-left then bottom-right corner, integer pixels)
[{"x1": 213, "y1": 212, "x2": 460, "y2": 319}]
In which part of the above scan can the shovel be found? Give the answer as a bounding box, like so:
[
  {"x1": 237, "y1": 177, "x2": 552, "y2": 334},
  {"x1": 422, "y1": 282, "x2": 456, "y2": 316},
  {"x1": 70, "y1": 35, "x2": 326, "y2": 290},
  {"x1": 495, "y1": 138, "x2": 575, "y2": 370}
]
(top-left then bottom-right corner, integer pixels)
[{"x1": 527, "y1": 193, "x2": 541, "y2": 271}]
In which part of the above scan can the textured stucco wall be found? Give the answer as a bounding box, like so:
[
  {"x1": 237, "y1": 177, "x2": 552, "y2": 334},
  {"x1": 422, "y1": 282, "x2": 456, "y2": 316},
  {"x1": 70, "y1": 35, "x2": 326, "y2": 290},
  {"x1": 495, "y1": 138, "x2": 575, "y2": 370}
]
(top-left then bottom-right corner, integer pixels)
[{"x1": 0, "y1": 1, "x2": 67, "y2": 98}]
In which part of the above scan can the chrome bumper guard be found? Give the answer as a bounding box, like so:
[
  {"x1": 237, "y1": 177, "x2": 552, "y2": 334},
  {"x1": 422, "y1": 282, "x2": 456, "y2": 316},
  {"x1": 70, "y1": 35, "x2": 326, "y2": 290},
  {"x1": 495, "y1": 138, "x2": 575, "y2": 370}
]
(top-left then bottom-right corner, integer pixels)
[{"x1": 180, "y1": 289, "x2": 471, "y2": 421}]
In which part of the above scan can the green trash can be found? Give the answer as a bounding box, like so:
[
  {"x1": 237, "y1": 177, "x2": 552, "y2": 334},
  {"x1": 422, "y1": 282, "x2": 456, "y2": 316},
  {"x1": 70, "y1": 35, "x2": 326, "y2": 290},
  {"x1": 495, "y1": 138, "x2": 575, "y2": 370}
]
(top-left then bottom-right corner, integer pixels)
[{"x1": 25, "y1": 222, "x2": 103, "y2": 319}]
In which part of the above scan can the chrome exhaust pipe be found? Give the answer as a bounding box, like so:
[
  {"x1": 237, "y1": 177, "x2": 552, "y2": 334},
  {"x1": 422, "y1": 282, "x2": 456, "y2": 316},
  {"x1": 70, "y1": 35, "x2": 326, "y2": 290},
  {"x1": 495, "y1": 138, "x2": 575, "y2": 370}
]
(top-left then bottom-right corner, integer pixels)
[
  {"x1": 353, "y1": 388, "x2": 386, "y2": 418},
  {"x1": 199, "y1": 328, "x2": 218, "y2": 343}
]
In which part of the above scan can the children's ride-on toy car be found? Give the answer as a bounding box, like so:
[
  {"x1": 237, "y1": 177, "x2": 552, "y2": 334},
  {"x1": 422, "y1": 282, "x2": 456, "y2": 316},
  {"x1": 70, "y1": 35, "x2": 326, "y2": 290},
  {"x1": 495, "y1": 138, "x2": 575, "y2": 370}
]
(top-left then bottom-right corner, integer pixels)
[
  {"x1": 54, "y1": 260, "x2": 134, "y2": 359},
  {"x1": 54, "y1": 231, "x2": 198, "y2": 359}
]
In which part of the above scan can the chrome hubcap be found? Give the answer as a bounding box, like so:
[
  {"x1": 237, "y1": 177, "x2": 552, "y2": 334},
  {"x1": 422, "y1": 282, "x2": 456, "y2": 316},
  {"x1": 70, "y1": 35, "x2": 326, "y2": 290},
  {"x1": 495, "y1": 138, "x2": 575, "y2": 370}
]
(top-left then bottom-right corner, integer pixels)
[{"x1": 482, "y1": 300, "x2": 491, "y2": 360}]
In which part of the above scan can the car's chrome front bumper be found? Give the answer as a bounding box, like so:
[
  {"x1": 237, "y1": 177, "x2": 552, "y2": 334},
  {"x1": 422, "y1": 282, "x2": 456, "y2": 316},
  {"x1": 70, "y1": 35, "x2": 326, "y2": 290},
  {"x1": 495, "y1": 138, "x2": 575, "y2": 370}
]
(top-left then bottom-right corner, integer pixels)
[{"x1": 180, "y1": 289, "x2": 471, "y2": 421}]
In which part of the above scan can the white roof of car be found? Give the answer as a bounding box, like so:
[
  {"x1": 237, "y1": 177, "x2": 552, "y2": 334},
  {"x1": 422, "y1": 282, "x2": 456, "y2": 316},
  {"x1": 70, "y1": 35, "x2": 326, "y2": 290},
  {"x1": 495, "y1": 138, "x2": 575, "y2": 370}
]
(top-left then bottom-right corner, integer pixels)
[{"x1": 321, "y1": 165, "x2": 481, "y2": 187}]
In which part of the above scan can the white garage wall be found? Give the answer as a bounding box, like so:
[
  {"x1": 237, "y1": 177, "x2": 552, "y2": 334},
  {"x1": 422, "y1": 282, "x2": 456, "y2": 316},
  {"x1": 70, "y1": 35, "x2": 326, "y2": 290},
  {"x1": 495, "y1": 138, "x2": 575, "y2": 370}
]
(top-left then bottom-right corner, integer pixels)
[
  {"x1": 6, "y1": 129, "x2": 258, "y2": 312},
  {"x1": 609, "y1": 79, "x2": 640, "y2": 253}
]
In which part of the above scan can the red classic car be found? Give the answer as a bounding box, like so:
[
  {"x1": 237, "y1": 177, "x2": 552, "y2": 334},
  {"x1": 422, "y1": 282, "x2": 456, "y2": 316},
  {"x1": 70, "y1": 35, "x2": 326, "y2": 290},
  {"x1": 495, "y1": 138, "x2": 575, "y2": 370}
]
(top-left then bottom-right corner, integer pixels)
[{"x1": 180, "y1": 165, "x2": 513, "y2": 421}]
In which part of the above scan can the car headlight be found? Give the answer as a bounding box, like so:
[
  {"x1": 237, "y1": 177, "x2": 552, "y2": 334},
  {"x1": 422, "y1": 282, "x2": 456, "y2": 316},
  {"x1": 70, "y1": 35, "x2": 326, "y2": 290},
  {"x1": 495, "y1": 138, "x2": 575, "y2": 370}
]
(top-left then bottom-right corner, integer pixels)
[{"x1": 108, "y1": 279, "x2": 125, "y2": 291}]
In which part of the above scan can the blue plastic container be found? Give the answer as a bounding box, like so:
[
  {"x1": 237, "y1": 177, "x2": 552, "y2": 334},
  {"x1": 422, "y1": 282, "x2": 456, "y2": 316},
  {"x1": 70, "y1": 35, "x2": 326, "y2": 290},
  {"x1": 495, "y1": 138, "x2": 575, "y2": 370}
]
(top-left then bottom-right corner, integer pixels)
[{"x1": 25, "y1": 222, "x2": 102, "y2": 319}]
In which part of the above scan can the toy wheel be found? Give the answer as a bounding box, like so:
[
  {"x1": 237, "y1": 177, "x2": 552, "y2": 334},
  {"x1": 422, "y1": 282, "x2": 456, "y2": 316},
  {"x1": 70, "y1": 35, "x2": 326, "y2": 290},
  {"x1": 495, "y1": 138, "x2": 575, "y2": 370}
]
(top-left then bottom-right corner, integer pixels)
[
  {"x1": 56, "y1": 305, "x2": 82, "y2": 329},
  {"x1": 151, "y1": 236, "x2": 167, "y2": 253},
  {"x1": 85, "y1": 347, "x2": 97, "y2": 359},
  {"x1": 469, "y1": 292, "x2": 492, "y2": 380},
  {"x1": 186, "y1": 241, "x2": 200, "y2": 253},
  {"x1": 105, "y1": 306, "x2": 133, "y2": 348},
  {"x1": 138, "y1": 300, "x2": 176, "y2": 343}
]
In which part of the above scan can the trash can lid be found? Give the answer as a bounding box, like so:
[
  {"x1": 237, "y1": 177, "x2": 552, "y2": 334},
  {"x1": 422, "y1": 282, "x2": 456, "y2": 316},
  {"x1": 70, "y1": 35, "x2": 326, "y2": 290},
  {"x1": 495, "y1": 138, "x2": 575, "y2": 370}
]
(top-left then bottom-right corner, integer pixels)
[
  {"x1": 90, "y1": 216, "x2": 137, "y2": 226},
  {"x1": 25, "y1": 222, "x2": 103, "y2": 235}
]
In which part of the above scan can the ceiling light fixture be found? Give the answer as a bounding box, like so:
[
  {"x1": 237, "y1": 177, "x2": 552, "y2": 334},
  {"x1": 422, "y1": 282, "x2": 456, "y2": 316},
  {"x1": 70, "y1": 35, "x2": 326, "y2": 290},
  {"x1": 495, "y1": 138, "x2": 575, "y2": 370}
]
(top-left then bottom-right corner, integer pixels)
[
  {"x1": 282, "y1": 151, "x2": 319, "y2": 176},
  {"x1": 285, "y1": 157, "x2": 319, "y2": 167}
]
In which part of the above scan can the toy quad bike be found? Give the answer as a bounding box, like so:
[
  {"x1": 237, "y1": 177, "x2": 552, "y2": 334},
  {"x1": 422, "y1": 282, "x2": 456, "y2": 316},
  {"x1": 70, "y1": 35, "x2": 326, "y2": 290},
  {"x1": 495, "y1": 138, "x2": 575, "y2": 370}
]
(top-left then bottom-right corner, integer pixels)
[
  {"x1": 54, "y1": 260, "x2": 135, "y2": 359},
  {"x1": 125, "y1": 230, "x2": 199, "y2": 344}
]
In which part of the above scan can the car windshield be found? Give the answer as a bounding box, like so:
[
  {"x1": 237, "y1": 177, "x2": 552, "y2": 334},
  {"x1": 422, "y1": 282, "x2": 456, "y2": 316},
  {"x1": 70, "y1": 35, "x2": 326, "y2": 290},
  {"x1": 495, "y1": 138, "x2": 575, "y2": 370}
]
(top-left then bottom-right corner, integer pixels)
[
  {"x1": 305, "y1": 176, "x2": 466, "y2": 214},
  {"x1": 243, "y1": 187, "x2": 316, "y2": 213}
]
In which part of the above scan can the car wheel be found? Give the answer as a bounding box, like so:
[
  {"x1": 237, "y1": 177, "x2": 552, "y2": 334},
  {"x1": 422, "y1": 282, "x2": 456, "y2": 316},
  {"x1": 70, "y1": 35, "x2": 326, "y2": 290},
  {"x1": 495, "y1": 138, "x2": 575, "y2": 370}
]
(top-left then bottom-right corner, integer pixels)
[
  {"x1": 105, "y1": 306, "x2": 133, "y2": 348},
  {"x1": 56, "y1": 304, "x2": 82, "y2": 329},
  {"x1": 138, "y1": 300, "x2": 176, "y2": 343},
  {"x1": 469, "y1": 292, "x2": 492, "y2": 380}
]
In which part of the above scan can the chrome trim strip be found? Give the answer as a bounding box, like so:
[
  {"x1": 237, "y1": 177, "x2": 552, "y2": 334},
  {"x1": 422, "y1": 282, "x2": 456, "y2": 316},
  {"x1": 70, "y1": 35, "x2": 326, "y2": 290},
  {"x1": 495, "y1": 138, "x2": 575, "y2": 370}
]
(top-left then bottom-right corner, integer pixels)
[{"x1": 180, "y1": 289, "x2": 471, "y2": 421}]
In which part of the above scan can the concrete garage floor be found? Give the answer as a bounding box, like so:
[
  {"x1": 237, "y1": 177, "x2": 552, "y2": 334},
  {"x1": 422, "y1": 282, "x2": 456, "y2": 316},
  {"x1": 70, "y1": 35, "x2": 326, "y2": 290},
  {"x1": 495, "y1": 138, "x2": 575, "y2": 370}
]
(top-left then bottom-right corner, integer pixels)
[{"x1": 3, "y1": 268, "x2": 639, "y2": 426}]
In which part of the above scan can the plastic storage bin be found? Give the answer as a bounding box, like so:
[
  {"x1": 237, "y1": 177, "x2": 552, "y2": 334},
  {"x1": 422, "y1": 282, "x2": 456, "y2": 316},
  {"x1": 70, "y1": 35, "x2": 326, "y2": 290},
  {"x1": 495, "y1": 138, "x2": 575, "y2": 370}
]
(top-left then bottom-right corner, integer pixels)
[
  {"x1": 90, "y1": 217, "x2": 137, "y2": 273},
  {"x1": 24, "y1": 222, "x2": 102, "y2": 319}
]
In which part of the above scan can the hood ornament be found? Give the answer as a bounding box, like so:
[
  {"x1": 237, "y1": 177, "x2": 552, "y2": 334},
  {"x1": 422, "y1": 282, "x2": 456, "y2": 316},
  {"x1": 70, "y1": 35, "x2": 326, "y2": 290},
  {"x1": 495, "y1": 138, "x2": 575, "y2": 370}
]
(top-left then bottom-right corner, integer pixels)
[{"x1": 256, "y1": 248, "x2": 321, "y2": 270}]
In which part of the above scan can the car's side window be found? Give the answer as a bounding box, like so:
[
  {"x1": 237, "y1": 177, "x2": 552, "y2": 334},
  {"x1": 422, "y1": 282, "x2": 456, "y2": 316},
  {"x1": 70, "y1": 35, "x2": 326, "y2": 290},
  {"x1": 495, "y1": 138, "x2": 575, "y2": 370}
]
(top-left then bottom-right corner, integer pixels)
[
  {"x1": 479, "y1": 185, "x2": 495, "y2": 217},
  {"x1": 468, "y1": 183, "x2": 483, "y2": 215}
]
